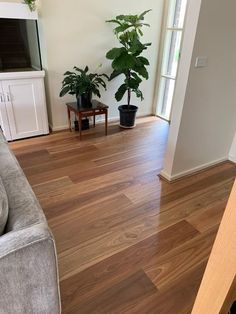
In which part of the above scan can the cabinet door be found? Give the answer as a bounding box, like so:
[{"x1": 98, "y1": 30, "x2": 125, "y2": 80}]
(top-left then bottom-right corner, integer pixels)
[
  {"x1": 0, "y1": 83, "x2": 12, "y2": 141},
  {"x1": 2, "y1": 79, "x2": 48, "y2": 140}
]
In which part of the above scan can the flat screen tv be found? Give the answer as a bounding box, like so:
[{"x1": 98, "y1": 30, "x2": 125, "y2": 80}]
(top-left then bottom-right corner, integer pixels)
[{"x1": 0, "y1": 18, "x2": 42, "y2": 72}]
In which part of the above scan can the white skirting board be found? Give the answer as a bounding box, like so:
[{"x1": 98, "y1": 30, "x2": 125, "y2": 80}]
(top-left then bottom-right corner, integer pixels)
[
  {"x1": 229, "y1": 154, "x2": 236, "y2": 163},
  {"x1": 229, "y1": 134, "x2": 236, "y2": 163},
  {"x1": 160, "y1": 157, "x2": 228, "y2": 182},
  {"x1": 49, "y1": 118, "x2": 119, "y2": 132},
  {"x1": 49, "y1": 113, "x2": 153, "y2": 132},
  {"x1": 49, "y1": 124, "x2": 69, "y2": 132}
]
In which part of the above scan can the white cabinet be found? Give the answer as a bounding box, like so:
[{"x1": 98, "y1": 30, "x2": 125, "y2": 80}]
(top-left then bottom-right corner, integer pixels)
[
  {"x1": 0, "y1": 71, "x2": 49, "y2": 140},
  {"x1": 0, "y1": 93, "x2": 11, "y2": 140}
]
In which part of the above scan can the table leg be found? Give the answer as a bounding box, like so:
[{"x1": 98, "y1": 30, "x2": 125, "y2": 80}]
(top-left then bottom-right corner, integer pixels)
[
  {"x1": 78, "y1": 113, "x2": 82, "y2": 140},
  {"x1": 67, "y1": 107, "x2": 72, "y2": 132},
  {"x1": 93, "y1": 113, "x2": 96, "y2": 128},
  {"x1": 105, "y1": 109, "x2": 108, "y2": 136}
]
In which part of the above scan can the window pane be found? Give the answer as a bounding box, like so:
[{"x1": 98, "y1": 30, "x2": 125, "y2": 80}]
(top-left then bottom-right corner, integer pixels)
[
  {"x1": 157, "y1": 77, "x2": 175, "y2": 120},
  {"x1": 168, "y1": 0, "x2": 187, "y2": 28},
  {"x1": 162, "y1": 30, "x2": 182, "y2": 78}
]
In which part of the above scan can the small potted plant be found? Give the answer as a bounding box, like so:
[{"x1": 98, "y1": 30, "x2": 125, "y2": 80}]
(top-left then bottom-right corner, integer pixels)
[
  {"x1": 59, "y1": 66, "x2": 108, "y2": 108},
  {"x1": 24, "y1": 0, "x2": 36, "y2": 11},
  {"x1": 106, "y1": 10, "x2": 151, "y2": 128}
]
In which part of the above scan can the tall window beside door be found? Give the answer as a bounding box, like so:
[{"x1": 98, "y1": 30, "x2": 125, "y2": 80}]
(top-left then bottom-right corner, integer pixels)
[{"x1": 156, "y1": 0, "x2": 188, "y2": 121}]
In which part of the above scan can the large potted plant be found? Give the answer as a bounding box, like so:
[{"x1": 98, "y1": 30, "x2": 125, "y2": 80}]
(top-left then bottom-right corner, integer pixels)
[
  {"x1": 59, "y1": 66, "x2": 108, "y2": 108},
  {"x1": 106, "y1": 10, "x2": 151, "y2": 128}
]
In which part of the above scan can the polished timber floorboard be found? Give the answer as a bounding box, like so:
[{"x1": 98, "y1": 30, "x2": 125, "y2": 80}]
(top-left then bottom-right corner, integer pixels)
[{"x1": 10, "y1": 117, "x2": 236, "y2": 314}]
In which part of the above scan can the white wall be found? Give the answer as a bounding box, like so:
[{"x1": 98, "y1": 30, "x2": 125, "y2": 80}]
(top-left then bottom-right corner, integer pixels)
[
  {"x1": 162, "y1": 0, "x2": 236, "y2": 180},
  {"x1": 37, "y1": 0, "x2": 164, "y2": 130},
  {"x1": 161, "y1": 0, "x2": 202, "y2": 180}
]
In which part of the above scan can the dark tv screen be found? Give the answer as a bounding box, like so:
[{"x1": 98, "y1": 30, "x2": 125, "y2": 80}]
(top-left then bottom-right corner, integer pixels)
[{"x1": 0, "y1": 18, "x2": 42, "y2": 72}]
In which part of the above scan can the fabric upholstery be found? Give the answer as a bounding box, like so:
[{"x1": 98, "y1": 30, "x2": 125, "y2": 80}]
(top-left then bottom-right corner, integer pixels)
[
  {"x1": 0, "y1": 176, "x2": 8, "y2": 235},
  {"x1": 0, "y1": 128, "x2": 6, "y2": 143},
  {"x1": 0, "y1": 130, "x2": 61, "y2": 313},
  {"x1": 0, "y1": 142, "x2": 46, "y2": 232},
  {"x1": 0, "y1": 224, "x2": 60, "y2": 314}
]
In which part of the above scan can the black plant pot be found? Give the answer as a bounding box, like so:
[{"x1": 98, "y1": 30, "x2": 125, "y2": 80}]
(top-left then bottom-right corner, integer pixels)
[
  {"x1": 118, "y1": 105, "x2": 138, "y2": 128},
  {"x1": 77, "y1": 92, "x2": 92, "y2": 108},
  {"x1": 74, "y1": 118, "x2": 90, "y2": 131}
]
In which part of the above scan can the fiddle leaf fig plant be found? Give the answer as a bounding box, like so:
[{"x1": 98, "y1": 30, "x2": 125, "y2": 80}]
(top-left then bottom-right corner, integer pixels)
[
  {"x1": 106, "y1": 10, "x2": 152, "y2": 108},
  {"x1": 24, "y1": 0, "x2": 36, "y2": 11}
]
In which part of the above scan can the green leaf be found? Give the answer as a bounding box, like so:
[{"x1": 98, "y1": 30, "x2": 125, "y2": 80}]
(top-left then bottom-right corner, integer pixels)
[
  {"x1": 134, "y1": 65, "x2": 149, "y2": 79},
  {"x1": 94, "y1": 77, "x2": 107, "y2": 89},
  {"x1": 106, "y1": 47, "x2": 126, "y2": 60},
  {"x1": 59, "y1": 86, "x2": 71, "y2": 97},
  {"x1": 130, "y1": 72, "x2": 142, "y2": 83},
  {"x1": 137, "y1": 56, "x2": 150, "y2": 66},
  {"x1": 129, "y1": 38, "x2": 146, "y2": 55},
  {"x1": 116, "y1": 14, "x2": 125, "y2": 20},
  {"x1": 114, "y1": 24, "x2": 133, "y2": 34},
  {"x1": 93, "y1": 89, "x2": 101, "y2": 98},
  {"x1": 139, "y1": 9, "x2": 152, "y2": 20},
  {"x1": 138, "y1": 29, "x2": 143, "y2": 36},
  {"x1": 115, "y1": 84, "x2": 128, "y2": 101},
  {"x1": 99, "y1": 73, "x2": 110, "y2": 80},
  {"x1": 125, "y1": 78, "x2": 140, "y2": 89},
  {"x1": 106, "y1": 19, "x2": 122, "y2": 25},
  {"x1": 73, "y1": 67, "x2": 85, "y2": 74},
  {"x1": 112, "y1": 52, "x2": 136, "y2": 70},
  {"x1": 63, "y1": 71, "x2": 75, "y2": 76},
  {"x1": 89, "y1": 73, "x2": 97, "y2": 80},
  {"x1": 24, "y1": 0, "x2": 36, "y2": 11},
  {"x1": 109, "y1": 69, "x2": 123, "y2": 81},
  {"x1": 134, "y1": 88, "x2": 144, "y2": 100}
]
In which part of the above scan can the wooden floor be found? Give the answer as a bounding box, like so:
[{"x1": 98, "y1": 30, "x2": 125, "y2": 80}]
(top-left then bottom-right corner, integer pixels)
[{"x1": 10, "y1": 117, "x2": 236, "y2": 314}]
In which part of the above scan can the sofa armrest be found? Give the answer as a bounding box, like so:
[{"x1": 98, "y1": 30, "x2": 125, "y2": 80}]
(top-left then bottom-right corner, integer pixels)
[{"x1": 0, "y1": 223, "x2": 61, "y2": 314}]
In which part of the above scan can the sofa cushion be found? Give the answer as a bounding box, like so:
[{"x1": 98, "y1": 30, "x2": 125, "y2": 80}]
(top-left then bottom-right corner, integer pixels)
[
  {"x1": 0, "y1": 176, "x2": 8, "y2": 235},
  {"x1": 0, "y1": 142, "x2": 46, "y2": 232}
]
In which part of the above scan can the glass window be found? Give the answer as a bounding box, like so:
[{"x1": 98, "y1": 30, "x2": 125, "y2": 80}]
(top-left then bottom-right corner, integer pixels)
[
  {"x1": 168, "y1": 0, "x2": 188, "y2": 29},
  {"x1": 162, "y1": 30, "x2": 182, "y2": 78},
  {"x1": 157, "y1": 77, "x2": 175, "y2": 119},
  {"x1": 156, "y1": 0, "x2": 188, "y2": 121}
]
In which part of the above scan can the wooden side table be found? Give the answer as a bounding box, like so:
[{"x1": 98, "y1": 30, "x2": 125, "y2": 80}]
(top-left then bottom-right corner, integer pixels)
[{"x1": 66, "y1": 100, "x2": 108, "y2": 140}]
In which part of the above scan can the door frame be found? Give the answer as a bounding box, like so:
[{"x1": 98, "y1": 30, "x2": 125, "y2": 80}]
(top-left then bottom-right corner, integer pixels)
[{"x1": 159, "y1": 0, "x2": 203, "y2": 181}]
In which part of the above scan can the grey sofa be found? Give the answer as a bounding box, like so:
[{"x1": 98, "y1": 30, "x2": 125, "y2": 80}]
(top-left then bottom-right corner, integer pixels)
[{"x1": 0, "y1": 130, "x2": 61, "y2": 314}]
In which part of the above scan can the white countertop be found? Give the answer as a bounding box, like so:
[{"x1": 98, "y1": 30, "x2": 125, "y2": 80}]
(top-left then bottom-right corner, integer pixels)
[{"x1": 0, "y1": 70, "x2": 45, "y2": 80}]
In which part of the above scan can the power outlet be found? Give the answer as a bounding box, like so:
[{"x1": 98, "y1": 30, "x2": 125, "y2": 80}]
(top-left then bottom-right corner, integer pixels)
[{"x1": 195, "y1": 56, "x2": 208, "y2": 68}]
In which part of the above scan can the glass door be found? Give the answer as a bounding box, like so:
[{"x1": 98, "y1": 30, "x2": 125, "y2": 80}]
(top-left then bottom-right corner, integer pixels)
[{"x1": 156, "y1": 0, "x2": 188, "y2": 121}]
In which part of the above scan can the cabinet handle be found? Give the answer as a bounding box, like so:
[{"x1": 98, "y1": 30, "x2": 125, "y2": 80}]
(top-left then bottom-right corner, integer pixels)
[
  {"x1": 5, "y1": 92, "x2": 11, "y2": 102},
  {"x1": 0, "y1": 93, "x2": 4, "y2": 103}
]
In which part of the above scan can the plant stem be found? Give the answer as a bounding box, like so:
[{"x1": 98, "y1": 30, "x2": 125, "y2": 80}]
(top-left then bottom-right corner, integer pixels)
[
  {"x1": 127, "y1": 70, "x2": 131, "y2": 109},
  {"x1": 128, "y1": 88, "x2": 131, "y2": 108}
]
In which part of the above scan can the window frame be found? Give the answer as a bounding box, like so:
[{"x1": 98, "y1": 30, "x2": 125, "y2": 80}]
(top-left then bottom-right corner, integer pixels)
[{"x1": 155, "y1": 0, "x2": 188, "y2": 122}]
